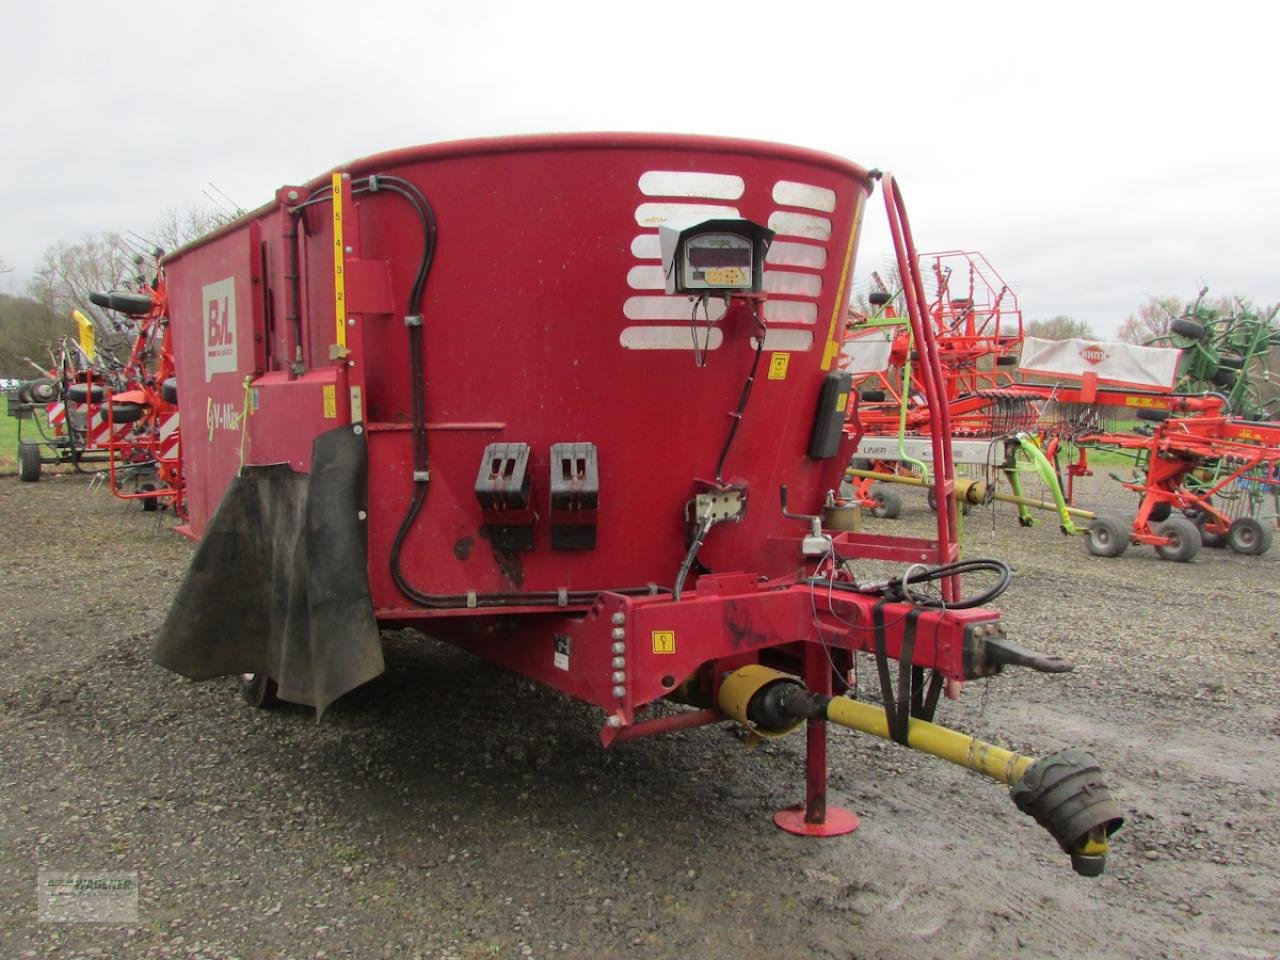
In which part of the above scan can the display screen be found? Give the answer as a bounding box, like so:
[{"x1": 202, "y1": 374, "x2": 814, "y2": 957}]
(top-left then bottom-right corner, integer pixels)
[{"x1": 687, "y1": 245, "x2": 753, "y2": 269}]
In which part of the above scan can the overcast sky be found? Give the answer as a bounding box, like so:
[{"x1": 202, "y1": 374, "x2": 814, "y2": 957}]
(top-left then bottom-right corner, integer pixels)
[{"x1": 3, "y1": 0, "x2": 1277, "y2": 335}]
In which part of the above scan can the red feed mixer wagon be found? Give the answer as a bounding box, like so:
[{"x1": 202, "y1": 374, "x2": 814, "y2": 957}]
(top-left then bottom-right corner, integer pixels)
[{"x1": 152, "y1": 133, "x2": 1122, "y2": 874}]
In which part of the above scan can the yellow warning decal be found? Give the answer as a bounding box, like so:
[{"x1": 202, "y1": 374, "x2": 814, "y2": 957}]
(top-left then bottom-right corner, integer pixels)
[
  {"x1": 1123, "y1": 396, "x2": 1171, "y2": 409},
  {"x1": 835, "y1": 391, "x2": 849, "y2": 413},
  {"x1": 323, "y1": 384, "x2": 337, "y2": 419},
  {"x1": 652, "y1": 630, "x2": 676, "y2": 655},
  {"x1": 768, "y1": 352, "x2": 790, "y2": 380}
]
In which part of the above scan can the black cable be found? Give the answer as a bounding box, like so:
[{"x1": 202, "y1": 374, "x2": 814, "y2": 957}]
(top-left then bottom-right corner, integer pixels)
[
  {"x1": 810, "y1": 557, "x2": 1012, "y2": 610},
  {"x1": 713, "y1": 299, "x2": 767, "y2": 484}
]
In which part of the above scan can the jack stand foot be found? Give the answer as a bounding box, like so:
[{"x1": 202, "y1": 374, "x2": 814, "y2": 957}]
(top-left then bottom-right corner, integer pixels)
[{"x1": 773, "y1": 804, "x2": 860, "y2": 837}]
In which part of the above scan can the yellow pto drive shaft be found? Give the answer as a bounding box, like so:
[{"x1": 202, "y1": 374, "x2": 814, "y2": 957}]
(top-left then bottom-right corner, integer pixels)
[{"x1": 718, "y1": 665, "x2": 1124, "y2": 876}]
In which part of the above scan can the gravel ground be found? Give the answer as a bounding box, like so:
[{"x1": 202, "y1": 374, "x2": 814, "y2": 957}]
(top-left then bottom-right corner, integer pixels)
[{"x1": 1, "y1": 472, "x2": 1278, "y2": 960}]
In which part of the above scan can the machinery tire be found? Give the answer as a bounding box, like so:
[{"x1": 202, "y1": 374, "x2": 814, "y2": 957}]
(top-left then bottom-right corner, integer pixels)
[
  {"x1": 925, "y1": 486, "x2": 970, "y2": 516},
  {"x1": 1153, "y1": 516, "x2": 1201, "y2": 563},
  {"x1": 67, "y1": 382, "x2": 106, "y2": 403},
  {"x1": 1171, "y1": 317, "x2": 1205, "y2": 340},
  {"x1": 870, "y1": 487, "x2": 902, "y2": 519},
  {"x1": 859, "y1": 389, "x2": 886, "y2": 402},
  {"x1": 1193, "y1": 512, "x2": 1228, "y2": 549},
  {"x1": 996, "y1": 354, "x2": 1019, "y2": 366},
  {"x1": 27, "y1": 377, "x2": 58, "y2": 403},
  {"x1": 161, "y1": 378, "x2": 178, "y2": 404},
  {"x1": 17, "y1": 382, "x2": 34, "y2": 404},
  {"x1": 868, "y1": 291, "x2": 892, "y2": 306},
  {"x1": 18, "y1": 443, "x2": 42, "y2": 482},
  {"x1": 139, "y1": 482, "x2": 159, "y2": 511},
  {"x1": 1210, "y1": 366, "x2": 1236, "y2": 388},
  {"x1": 237, "y1": 673, "x2": 280, "y2": 709},
  {"x1": 1216, "y1": 354, "x2": 1245, "y2": 370},
  {"x1": 1227, "y1": 517, "x2": 1274, "y2": 556},
  {"x1": 106, "y1": 401, "x2": 146, "y2": 423},
  {"x1": 1136, "y1": 408, "x2": 1170, "y2": 423},
  {"x1": 107, "y1": 291, "x2": 155, "y2": 315},
  {"x1": 1148, "y1": 502, "x2": 1172, "y2": 523},
  {"x1": 1085, "y1": 516, "x2": 1129, "y2": 558}
]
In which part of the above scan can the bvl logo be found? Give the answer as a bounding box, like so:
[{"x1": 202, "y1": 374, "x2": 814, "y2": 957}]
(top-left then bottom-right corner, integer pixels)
[{"x1": 203, "y1": 277, "x2": 238, "y2": 381}]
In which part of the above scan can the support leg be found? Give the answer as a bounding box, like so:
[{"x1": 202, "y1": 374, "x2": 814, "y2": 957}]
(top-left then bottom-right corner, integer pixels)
[{"x1": 773, "y1": 644, "x2": 860, "y2": 837}]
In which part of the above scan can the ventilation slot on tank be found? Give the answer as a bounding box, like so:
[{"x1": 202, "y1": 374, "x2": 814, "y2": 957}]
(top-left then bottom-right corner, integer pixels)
[
  {"x1": 475, "y1": 443, "x2": 535, "y2": 551},
  {"x1": 549, "y1": 443, "x2": 599, "y2": 550}
]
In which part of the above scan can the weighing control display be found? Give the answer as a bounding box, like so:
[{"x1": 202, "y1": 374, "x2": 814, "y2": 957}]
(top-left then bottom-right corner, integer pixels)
[{"x1": 681, "y1": 233, "x2": 755, "y2": 290}]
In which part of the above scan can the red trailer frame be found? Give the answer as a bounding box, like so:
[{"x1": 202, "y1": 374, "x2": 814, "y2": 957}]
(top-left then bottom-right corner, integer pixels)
[{"x1": 153, "y1": 134, "x2": 1120, "y2": 873}]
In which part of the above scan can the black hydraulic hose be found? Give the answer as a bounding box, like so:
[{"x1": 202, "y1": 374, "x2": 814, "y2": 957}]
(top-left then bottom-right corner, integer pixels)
[
  {"x1": 712, "y1": 300, "x2": 767, "y2": 484},
  {"x1": 810, "y1": 557, "x2": 1012, "y2": 610}
]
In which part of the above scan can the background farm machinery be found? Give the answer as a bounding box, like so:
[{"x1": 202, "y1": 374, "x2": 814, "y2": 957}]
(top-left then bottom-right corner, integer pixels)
[
  {"x1": 11, "y1": 251, "x2": 184, "y2": 515},
  {"x1": 841, "y1": 261, "x2": 1280, "y2": 562},
  {"x1": 138, "y1": 134, "x2": 1123, "y2": 875}
]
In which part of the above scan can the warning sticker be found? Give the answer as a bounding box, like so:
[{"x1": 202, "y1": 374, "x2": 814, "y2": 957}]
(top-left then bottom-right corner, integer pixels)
[
  {"x1": 652, "y1": 630, "x2": 676, "y2": 655},
  {"x1": 322, "y1": 384, "x2": 337, "y2": 419},
  {"x1": 554, "y1": 635, "x2": 571, "y2": 671},
  {"x1": 768, "y1": 352, "x2": 790, "y2": 380}
]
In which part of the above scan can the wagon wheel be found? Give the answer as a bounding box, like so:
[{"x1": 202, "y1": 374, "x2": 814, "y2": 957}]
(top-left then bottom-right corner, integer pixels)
[
  {"x1": 925, "y1": 486, "x2": 970, "y2": 515},
  {"x1": 1191, "y1": 510, "x2": 1228, "y2": 549},
  {"x1": 869, "y1": 487, "x2": 902, "y2": 519},
  {"x1": 1153, "y1": 517, "x2": 1201, "y2": 563},
  {"x1": 1226, "y1": 517, "x2": 1274, "y2": 556},
  {"x1": 1084, "y1": 516, "x2": 1129, "y2": 558},
  {"x1": 18, "y1": 442, "x2": 42, "y2": 482},
  {"x1": 237, "y1": 673, "x2": 280, "y2": 709}
]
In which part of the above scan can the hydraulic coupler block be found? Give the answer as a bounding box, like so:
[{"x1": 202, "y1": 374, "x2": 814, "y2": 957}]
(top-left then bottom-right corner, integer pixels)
[
  {"x1": 475, "y1": 442, "x2": 535, "y2": 551},
  {"x1": 549, "y1": 442, "x2": 599, "y2": 550}
]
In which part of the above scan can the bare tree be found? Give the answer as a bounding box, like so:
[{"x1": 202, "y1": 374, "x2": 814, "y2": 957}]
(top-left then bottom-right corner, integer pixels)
[
  {"x1": 149, "y1": 202, "x2": 237, "y2": 254},
  {"x1": 1117, "y1": 296, "x2": 1183, "y2": 344},
  {"x1": 1025, "y1": 315, "x2": 1096, "y2": 340}
]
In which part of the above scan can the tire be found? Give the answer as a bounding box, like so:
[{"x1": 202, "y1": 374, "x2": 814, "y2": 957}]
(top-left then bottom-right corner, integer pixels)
[
  {"x1": 139, "y1": 481, "x2": 158, "y2": 511},
  {"x1": 1193, "y1": 512, "x2": 1228, "y2": 549},
  {"x1": 18, "y1": 443, "x2": 41, "y2": 482},
  {"x1": 161, "y1": 378, "x2": 178, "y2": 404},
  {"x1": 106, "y1": 401, "x2": 146, "y2": 423},
  {"x1": 1217, "y1": 354, "x2": 1245, "y2": 370},
  {"x1": 1153, "y1": 516, "x2": 1201, "y2": 562},
  {"x1": 870, "y1": 487, "x2": 902, "y2": 519},
  {"x1": 869, "y1": 291, "x2": 892, "y2": 307},
  {"x1": 237, "y1": 673, "x2": 280, "y2": 709},
  {"x1": 1136, "y1": 408, "x2": 1170, "y2": 423},
  {"x1": 925, "y1": 487, "x2": 970, "y2": 515},
  {"x1": 17, "y1": 382, "x2": 34, "y2": 404},
  {"x1": 1210, "y1": 366, "x2": 1236, "y2": 388},
  {"x1": 67, "y1": 383, "x2": 106, "y2": 403},
  {"x1": 27, "y1": 377, "x2": 58, "y2": 403},
  {"x1": 107, "y1": 291, "x2": 155, "y2": 315},
  {"x1": 1148, "y1": 501, "x2": 1172, "y2": 523},
  {"x1": 1227, "y1": 517, "x2": 1274, "y2": 556},
  {"x1": 1171, "y1": 317, "x2": 1204, "y2": 340},
  {"x1": 1085, "y1": 516, "x2": 1130, "y2": 558},
  {"x1": 996, "y1": 354, "x2": 1019, "y2": 366},
  {"x1": 859, "y1": 389, "x2": 886, "y2": 402}
]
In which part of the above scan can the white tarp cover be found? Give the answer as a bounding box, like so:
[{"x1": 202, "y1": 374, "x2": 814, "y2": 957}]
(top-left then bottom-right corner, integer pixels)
[
  {"x1": 1018, "y1": 337, "x2": 1180, "y2": 390},
  {"x1": 840, "y1": 335, "x2": 894, "y2": 374}
]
